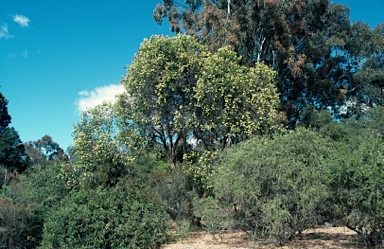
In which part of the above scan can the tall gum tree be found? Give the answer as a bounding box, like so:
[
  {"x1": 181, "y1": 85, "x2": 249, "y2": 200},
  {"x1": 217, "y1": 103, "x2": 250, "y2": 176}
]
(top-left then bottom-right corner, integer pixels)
[
  {"x1": 153, "y1": 0, "x2": 384, "y2": 125},
  {"x1": 24, "y1": 135, "x2": 68, "y2": 166}
]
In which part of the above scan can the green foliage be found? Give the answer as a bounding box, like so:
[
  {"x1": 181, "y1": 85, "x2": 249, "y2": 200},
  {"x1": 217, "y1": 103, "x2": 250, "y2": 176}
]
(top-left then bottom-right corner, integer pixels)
[
  {"x1": 152, "y1": 168, "x2": 191, "y2": 221},
  {"x1": 174, "y1": 220, "x2": 191, "y2": 240},
  {"x1": 212, "y1": 129, "x2": 334, "y2": 244},
  {"x1": 133, "y1": 152, "x2": 169, "y2": 179},
  {"x1": 24, "y1": 135, "x2": 68, "y2": 166},
  {"x1": 319, "y1": 106, "x2": 384, "y2": 142},
  {"x1": 194, "y1": 48, "x2": 282, "y2": 149},
  {"x1": 153, "y1": 0, "x2": 384, "y2": 124},
  {"x1": 192, "y1": 196, "x2": 232, "y2": 236},
  {"x1": 0, "y1": 162, "x2": 68, "y2": 249},
  {"x1": 67, "y1": 103, "x2": 137, "y2": 188},
  {"x1": 299, "y1": 106, "x2": 333, "y2": 129},
  {"x1": 118, "y1": 34, "x2": 205, "y2": 168},
  {"x1": 39, "y1": 180, "x2": 171, "y2": 249},
  {"x1": 0, "y1": 127, "x2": 27, "y2": 174},
  {"x1": 132, "y1": 153, "x2": 191, "y2": 222},
  {"x1": 119, "y1": 35, "x2": 282, "y2": 169},
  {"x1": 332, "y1": 135, "x2": 384, "y2": 246},
  {"x1": 183, "y1": 150, "x2": 218, "y2": 194},
  {"x1": 323, "y1": 110, "x2": 384, "y2": 247},
  {"x1": 0, "y1": 92, "x2": 11, "y2": 130},
  {"x1": 0, "y1": 91, "x2": 28, "y2": 181},
  {"x1": 19, "y1": 162, "x2": 69, "y2": 211},
  {"x1": 0, "y1": 196, "x2": 31, "y2": 249},
  {"x1": 361, "y1": 106, "x2": 384, "y2": 136}
]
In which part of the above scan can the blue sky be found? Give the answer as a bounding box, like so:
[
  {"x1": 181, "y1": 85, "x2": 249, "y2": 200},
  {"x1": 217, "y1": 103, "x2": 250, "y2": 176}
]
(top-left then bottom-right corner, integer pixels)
[{"x1": 0, "y1": 0, "x2": 383, "y2": 149}]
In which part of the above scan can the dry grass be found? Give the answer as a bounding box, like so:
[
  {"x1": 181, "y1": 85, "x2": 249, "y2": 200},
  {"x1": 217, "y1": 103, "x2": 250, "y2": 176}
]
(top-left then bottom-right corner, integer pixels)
[{"x1": 161, "y1": 227, "x2": 365, "y2": 249}]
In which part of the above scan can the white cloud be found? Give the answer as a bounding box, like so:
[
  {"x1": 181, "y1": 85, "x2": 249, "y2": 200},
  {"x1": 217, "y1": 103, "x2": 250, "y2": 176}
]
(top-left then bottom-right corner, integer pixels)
[
  {"x1": 78, "y1": 90, "x2": 90, "y2": 96},
  {"x1": 13, "y1": 14, "x2": 30, "y2": 27},
  {"x1": 76, "y1": 84, "x2": 126, "y2": 113},
  {"x1": 0, "y1": 23, "x2": 13, "y2": 39}
]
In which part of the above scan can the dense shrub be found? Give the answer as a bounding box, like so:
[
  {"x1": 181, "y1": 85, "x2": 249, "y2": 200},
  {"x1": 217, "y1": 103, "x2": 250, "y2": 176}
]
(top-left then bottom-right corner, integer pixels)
[
  {"x1": 325, "y1": 118, "x2": 384, "y2": 247},
  {"x1": 39, "y1": 179, "x2": 171, "y2": 249},
  {"x1": 192, "y1": 196, "x2": 233, "y2": 235},
  {"x1": 211, "y1": 129, "x2": 334, "y2": 245},
  {"x1": 0, "y1": 162, "x2": 68, "y2": 249},
  {"x1": 0, "y1": 196, "x2": 31, "y2": 249}
]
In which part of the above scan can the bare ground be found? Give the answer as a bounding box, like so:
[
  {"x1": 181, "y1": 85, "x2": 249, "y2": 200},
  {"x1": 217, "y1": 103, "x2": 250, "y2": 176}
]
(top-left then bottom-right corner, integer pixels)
[{"x1": 162, "y1": 227, "x2": 365, "y2": 249}]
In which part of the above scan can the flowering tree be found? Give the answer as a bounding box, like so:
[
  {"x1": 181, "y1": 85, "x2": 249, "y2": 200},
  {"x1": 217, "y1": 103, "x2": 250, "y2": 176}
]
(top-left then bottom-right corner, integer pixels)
[{"x1": 119, "y1": 35, "x2": 282, "y2": 169}]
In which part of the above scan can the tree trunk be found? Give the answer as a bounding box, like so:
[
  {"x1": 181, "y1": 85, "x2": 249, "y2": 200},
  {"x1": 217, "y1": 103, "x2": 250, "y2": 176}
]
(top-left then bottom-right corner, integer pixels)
[{"x1": 227, "y1": 0, "x2": 231, "y2": 18}]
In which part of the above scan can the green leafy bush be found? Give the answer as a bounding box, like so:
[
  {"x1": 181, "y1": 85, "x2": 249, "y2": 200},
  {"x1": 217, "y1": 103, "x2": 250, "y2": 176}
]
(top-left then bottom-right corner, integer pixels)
[
  {"x1": 192, "y1": 196, "x2": 232, "y2": 236},
  {"x1": 212, "y1": 129, "x2": 334, "y2": 245},
  {"x1": 325, "y1": 118, "x2": 384, "y2": 247},
  {"x1": 183, "y1": 151, "x2": 218, "y2": 196},
  {"x1": 0, "y1": 162, "x2": 68, "y2": 249},
  {"x1": 39, "y1": 179, "x2": 171, "y2": 249},
  {"x1": 0, "y1": 196, "x2": 31, "y2": 249}
]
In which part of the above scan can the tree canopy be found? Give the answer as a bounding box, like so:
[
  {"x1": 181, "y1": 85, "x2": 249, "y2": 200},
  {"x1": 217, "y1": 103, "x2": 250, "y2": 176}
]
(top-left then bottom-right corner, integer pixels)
[
  {"x1": 153, "y1": 0, "x2": 384, "y2": 125},
  {"x1": 118, "y1": 34, "x2": 282, "y2": 169},
  {"x1": 0, "y1": 91, "x2": 27, "y2": 176},
  {"x1": 66, "y1": 103, "x2": 137, "y2": 189},
  {"x1": 194, "y1": 48, "x2": 282, "y2": 149},
  {"x1": 24, "y1": 135, "x2": 68, "y2": 166},
  {"x1": 118, "y1": 35, "x2": 206, "y2": 169}
]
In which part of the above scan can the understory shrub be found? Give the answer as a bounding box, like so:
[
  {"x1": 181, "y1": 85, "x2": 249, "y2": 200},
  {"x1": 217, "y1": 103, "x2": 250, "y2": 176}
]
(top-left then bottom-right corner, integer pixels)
[
  {"x1": 212, "y1": 129, "x2": 334, "y2": 245},
  {"x1": 39, "y1": 178, "x2": 171, "y2": 249},
  {"x1": 192, "y1": 196, "x2": 233, "y2": 236},
  {"x1": 0, "y1": 162, "x2": 68, "y2": 249},
  {"x1": 326, "y1": 120, "x2": 384, "y2": 247}
]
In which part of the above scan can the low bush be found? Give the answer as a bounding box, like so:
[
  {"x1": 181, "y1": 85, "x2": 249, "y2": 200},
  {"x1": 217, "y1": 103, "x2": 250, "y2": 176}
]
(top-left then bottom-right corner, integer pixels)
[
  {"x1": 39, "y1": 179, "x2": 171, "y2": 249},
  {"x1": 326, "y1": 121, "x2": 384, "y2": 247},
  {"x1": 212, "y1": 129, "x2": 334, "y2": 245}
]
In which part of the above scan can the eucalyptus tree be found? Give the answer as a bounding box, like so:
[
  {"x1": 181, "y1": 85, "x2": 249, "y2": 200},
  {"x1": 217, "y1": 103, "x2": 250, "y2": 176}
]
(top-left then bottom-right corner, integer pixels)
[
  {"x1": 153, "y1": 0, "x2": 384, "y2": 125},
  {"x1": 24, "y1": 135, "x2": 68, "y2": 166},
  {"x1": 349, "y1": 23, "x2": 384, "y2": 115}
]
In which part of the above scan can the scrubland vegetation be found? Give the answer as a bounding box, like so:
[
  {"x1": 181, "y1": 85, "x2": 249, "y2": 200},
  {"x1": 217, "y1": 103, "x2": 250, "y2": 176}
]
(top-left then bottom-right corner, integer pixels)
[{"x1": 1, "y1": 0, "x2": 384, "y2": 248}]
